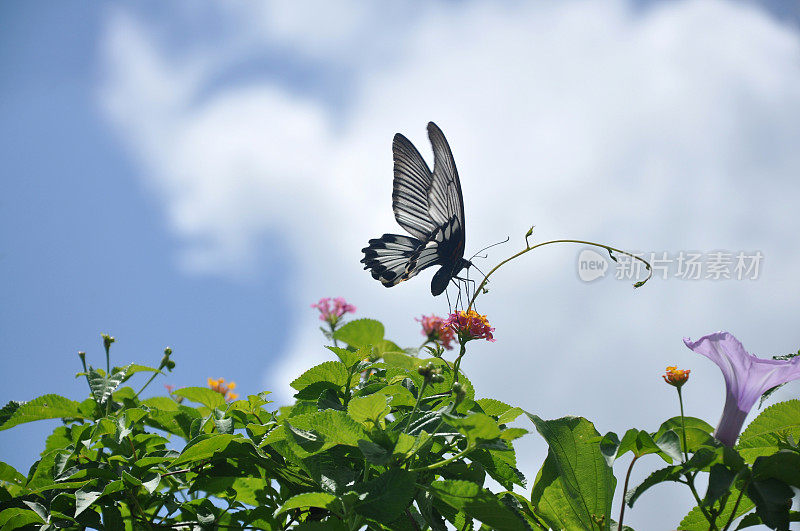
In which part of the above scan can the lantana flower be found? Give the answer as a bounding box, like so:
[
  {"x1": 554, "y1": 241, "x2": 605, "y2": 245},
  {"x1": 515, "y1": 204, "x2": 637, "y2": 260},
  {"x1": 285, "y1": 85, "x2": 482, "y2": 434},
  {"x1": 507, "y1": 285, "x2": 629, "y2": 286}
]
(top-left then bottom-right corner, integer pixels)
[
  {"x1": 311, "y1": 297, "x2": 356, "y2": 327},
  {"x1": 684, "y1": 331, "x2": 800, "y2": 447},
  {"x1": 445, "y1": 310, "x2": 495, "y2": 343},
  {"x1": 416, "y1": 314, "x2": 455, "y2": 350},
  {"x1": 663, "y1": 366, "x2": 690, "y2": 388},
  {"x1": 208, "y1": 377, "x2": 239, "y2": 402}
]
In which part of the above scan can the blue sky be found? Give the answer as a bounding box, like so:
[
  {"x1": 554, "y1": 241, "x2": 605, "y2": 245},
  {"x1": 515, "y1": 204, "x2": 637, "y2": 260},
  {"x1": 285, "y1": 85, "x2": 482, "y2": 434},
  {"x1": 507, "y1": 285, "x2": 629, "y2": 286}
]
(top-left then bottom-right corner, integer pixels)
[
  {"x1": 3, "y1": 1, "x2": 800, "y2": 528},
  {"x1": 0, "y1": 2, "x2": 292, "y2": 470}
]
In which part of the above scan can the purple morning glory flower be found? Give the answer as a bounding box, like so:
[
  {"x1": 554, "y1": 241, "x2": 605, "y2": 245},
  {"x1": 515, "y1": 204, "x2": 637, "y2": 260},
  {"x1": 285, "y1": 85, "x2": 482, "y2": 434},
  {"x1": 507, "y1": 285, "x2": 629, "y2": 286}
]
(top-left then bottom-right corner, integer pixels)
[{"x1": 683, "y1": 332, "x2": 800, "y2": 447}]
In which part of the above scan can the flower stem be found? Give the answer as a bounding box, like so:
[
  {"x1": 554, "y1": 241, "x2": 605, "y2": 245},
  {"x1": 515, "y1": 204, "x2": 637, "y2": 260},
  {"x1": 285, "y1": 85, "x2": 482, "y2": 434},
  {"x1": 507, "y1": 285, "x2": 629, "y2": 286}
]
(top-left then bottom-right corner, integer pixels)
[
  {"x1": 452, "y1": 343, "x2": 466, "y2": 384},
  {"x1": 468, "y1": 238, "x2": 652, "y2": 311},
  {"x1": 677, "y1": 387, "x2": 689, "y2": 463},
  {"x1": 403, "y1": 380, "x2": 429, "y2": 435},
  {"x1": 721, "y1": 481, "x2": 748, "y2": 531},
  {"x1": 685, "y1": 471, "x2": 717, "y2": 530},
  {"x1": 134, "y1": 372, "x2": 160, "y2": 399},
  {"x1": 618, "y1": 454, "x2": 640, "y2": 531},
  {"x1": 409, "y1": 444, "x2": 473, "y2": 472}
]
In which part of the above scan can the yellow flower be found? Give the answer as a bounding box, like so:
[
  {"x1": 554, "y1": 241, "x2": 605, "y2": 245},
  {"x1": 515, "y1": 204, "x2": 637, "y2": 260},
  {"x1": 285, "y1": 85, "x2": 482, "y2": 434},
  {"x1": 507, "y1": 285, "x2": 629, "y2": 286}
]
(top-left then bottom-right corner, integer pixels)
[
  {"x1": 663, "y1": 366, "x2": 690, "y2": 388},
  {"x1": 208, "y1": 377, "x2": 239, "y2": 401}
]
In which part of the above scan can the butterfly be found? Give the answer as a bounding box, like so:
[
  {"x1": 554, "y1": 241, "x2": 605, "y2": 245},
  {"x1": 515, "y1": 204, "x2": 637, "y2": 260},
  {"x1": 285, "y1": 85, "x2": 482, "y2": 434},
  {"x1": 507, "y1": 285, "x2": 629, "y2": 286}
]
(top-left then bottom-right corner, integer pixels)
[{"x1": 361, "y1": 122, "x2": 471, "y2": 296}]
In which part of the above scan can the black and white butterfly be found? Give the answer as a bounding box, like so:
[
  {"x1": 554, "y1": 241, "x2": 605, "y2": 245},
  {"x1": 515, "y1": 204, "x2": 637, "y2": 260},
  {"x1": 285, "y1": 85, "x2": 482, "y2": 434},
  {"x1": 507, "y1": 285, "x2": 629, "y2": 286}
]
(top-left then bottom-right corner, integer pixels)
[{"x1": 361, "y1": 122, "x2": 471, "y2": 296}]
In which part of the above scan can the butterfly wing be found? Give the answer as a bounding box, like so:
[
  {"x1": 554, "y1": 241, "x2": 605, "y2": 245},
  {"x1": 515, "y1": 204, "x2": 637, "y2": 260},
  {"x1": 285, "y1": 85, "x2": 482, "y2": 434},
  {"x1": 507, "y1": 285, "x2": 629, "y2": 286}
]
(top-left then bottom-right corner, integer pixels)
[
  {"x1": 427, "y1": 122, "x2": 465, "y2": 231},
  {"x1": 391, "y1": 122, "x2": 465, "y2": 236},
  {"x1": 363, "y1": 122, "x2": 467, "y2": 295},
  {"x1": 360, "y1": 233, "x2": 443, "y2": 287}
]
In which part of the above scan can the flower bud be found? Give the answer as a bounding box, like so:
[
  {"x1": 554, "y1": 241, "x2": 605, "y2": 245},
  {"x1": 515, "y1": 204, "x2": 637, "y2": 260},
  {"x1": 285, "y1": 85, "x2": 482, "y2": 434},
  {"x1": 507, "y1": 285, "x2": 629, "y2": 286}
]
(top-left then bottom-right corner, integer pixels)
[{"x1": 102, "y1": 334, "x2": 115, "y2": 351}]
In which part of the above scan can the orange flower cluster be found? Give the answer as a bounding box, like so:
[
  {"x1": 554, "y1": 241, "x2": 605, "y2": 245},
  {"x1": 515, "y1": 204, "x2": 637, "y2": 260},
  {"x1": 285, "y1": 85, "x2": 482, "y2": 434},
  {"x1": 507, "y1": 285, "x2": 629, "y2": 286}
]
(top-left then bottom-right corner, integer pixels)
[
  {"x1": 416, "y1": 314, "x2": 455, "y2": 350},
  {"x1": 663, "y1": 366, "x2": 690, "y2": 388},
  {"x1": 445, "y1": 310, "x2": 495, "y2": 343},
  {"x1": 208, "y1": 377, "x2": 239, "y2": 401}
]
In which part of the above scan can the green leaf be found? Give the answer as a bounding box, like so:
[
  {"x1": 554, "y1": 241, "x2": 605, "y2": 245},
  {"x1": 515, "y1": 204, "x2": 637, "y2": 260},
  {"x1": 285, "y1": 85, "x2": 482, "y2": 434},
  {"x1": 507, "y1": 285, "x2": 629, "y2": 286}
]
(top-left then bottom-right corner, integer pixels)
[
  {"x1": 101, "y1": 505, "x2": 123, "y2": 530},
  {"x1": 654, "y1": 430, "x2": 683, "y2": 464},
  {"x1": 171, "y1": 433, "x2": 242, "y2": 466},
  {"x1": 141, "y1": 473, "x2": 161, "y2": 494},
  {"x1": 74, "y1": 486, "x2": 102, "y2": 517},
  {"x1": 599, "y1": 431, "x2": 621, "y2": 466},
  {"x1": 738, "y1": 400, "x2": 800, "y2": 462},
  {"x1": 371, "y1": 339, "x2": 404, "y2": 356},
  {"x1": 0, "y1": 395, "x2": 85, "y2": 431},
  {"x1": 333, "y1": 318, "x2": 384, "y2": 348},
  {"x1": 171, "y1": 387, "x2": 226, "y2": 409},
  {"x1": 471, "y1": 448, "x2": 526, "y2": 490},
  {"x1": 21, "y1": 500, "x2": 48, "y2": 522},
  {"x1": 141, "y1": 396, "x2": 180, "y2": 412},
  {"x1": 88, "y1": 365, "x2": 130, "y2": 404},
  {"x1": 475, "y1": 399, "x2": 523, "y2": 424},
  {"x1": 326, "y1": 346, "x2": 367, "y2": 368},
  {"x1": 0, "y1": 508, "x2": 46, "y2": 529},
  {"x1": 615, "y1": 429, "x2": 640, "y2": 459},
  {"x1": 119, "y1": 363, "x2": 162, "y2": 382},
  {"x1": 654, "y1": 416, "x2": 714, "y2": 452},
  {"x1": 625, "y1": 465, "x2": 683, "y2": 507},
  {"x1": 606, "y1": 427, "x2": 681, "y2": 465},
  {"x1": 429, "y1": 479, "x2": 530, "y2": 530},
  {"x1": 275, "y1": 491, "x2": 342, "y2": 517},
  {"x1": 357, "y1": 439, "x2": 391, "y2": 466},
  {"x1": 679, "y1": 494, "x2": 756, "y2": 531},
  {"x1": 348, "y1": 394, "x2": 391, "y2": 427},
  {"x1": 526, "y1": 414, "x2": 615, "y2": 529},
  {"x1": 446, "y1": 413, "x2": 501, "y2": 444},
  {"x1": 352, "y1": 469, "x2": 416, "y2": 522},
  {"x1": 0, "y1": 461, "x2": 25, "y2": 485},
  {"x1": 0, "y1": 401, "x2": 22, "y2": 427},
  {"x1": 704, "y1": 464, "x2": 736, "y2": 506},
  {"x1": 285, "y1": 410, "x2": 368, "y2": 451},
  {"x1": 381, "y1": 351, "x2": 420, "y2": 371},
  {"x1": 367, "y1": 384, "x2": 416, "y2": 408},
  {"x1": 500, "y1": 428, "x2": 528, "y2": 441},
  {"x1": 291, "y1": 361, "x2": 350, "y2": 393},
  {"x1": 747, "y1": 478, "x2": 793, "y2": 529},
  {"x1": 530, "y1": 455, "x2": 586, "y2": 530},
  {"x1": 752, "y1": 451, "x2": 800, "y2": 489}
]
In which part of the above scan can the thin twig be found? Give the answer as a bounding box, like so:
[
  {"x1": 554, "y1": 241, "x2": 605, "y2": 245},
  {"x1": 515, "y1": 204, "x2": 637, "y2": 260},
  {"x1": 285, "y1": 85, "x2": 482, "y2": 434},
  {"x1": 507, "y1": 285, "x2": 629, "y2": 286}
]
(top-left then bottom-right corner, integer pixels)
[{"x1": 468, "y1": 238, "x2": 652, "y2": 311}]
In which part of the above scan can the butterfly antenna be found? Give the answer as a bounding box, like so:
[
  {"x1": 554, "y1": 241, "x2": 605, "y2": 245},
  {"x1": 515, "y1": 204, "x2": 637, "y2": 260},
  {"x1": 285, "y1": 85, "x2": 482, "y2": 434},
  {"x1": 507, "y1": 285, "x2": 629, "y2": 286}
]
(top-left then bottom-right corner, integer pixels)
[{"x1": 468, "y1": 236, "x2": 510, "y2": 263}]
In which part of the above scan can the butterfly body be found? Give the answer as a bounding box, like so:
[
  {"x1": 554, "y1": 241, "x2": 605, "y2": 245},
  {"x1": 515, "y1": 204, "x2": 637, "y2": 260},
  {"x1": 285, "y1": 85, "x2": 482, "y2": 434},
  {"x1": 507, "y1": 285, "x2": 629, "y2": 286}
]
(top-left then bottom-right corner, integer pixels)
[{"x1": 361, "y1": 122, "x2": 469, "y2": 296}]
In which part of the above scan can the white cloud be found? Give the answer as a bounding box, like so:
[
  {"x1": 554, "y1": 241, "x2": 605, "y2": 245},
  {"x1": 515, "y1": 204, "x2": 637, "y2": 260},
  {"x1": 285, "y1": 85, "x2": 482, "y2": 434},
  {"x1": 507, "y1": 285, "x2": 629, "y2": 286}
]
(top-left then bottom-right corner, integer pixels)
[{"x1": 100, "y1": 0, "x2": 800, "y2": 526}]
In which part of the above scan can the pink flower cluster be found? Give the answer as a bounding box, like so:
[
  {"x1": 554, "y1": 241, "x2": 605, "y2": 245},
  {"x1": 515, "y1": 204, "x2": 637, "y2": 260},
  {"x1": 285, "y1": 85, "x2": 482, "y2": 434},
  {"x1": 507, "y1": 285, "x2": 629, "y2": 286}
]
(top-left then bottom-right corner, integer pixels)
[
  {"x1": 311, "y1": 297, "x2": 356, "y2": 325},
  {"x1": 445, "y1": 310, "x2": 495, "y2": 343},
  {"x1": 416, "y1": 314, "x2": 455, "y2": 350}
]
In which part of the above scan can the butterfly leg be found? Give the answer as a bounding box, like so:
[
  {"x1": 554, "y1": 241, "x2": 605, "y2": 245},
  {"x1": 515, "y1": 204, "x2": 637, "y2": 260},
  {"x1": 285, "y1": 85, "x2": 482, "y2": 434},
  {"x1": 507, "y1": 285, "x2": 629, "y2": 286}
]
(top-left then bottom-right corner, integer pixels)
[
  {"x1": 453, "y1": 276, "x2": 476, "y2": 310},
  {"x1": 449, "y1": 278, "x2": 466, "y2": 312},
  {"x1": 445, "y1": 287, "x2": 453, "y2": 314}
]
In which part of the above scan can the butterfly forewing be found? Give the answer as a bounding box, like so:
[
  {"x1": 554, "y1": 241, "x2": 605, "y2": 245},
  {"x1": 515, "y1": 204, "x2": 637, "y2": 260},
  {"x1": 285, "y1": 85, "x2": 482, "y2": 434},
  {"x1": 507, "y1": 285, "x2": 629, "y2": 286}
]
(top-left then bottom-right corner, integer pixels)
[
  {"x1": 392, "y1": 134, "x2": 439, "y2": 239},
  {"x1": 427, "y1": 122, "x2": 465, "y2": 228}
]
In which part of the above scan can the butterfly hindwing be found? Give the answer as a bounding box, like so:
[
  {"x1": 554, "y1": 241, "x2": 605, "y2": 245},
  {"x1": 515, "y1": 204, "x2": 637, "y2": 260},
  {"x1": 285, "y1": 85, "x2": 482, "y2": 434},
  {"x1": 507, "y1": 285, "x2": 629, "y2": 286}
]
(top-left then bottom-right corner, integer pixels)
[{"x1": 361, "y1": 234, "x2": 441, "y2": 287}]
